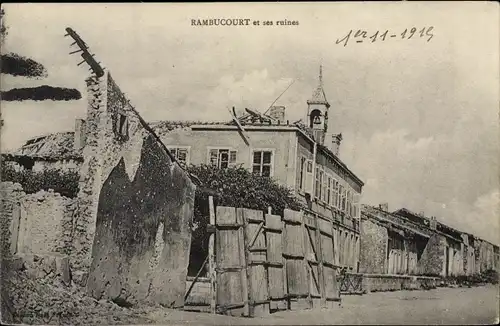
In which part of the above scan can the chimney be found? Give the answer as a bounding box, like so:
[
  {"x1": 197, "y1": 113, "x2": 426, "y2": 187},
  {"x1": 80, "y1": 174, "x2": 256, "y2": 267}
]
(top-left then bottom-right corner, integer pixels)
[
  {"x1": 332, "y1": 133, "x2": 343, "y2": 156},
  {"x1": 379, "y1": 202, "x2": 389, "y2": 211},
  {"x1": 429, "y1": 216, "x2": 437, "y2": 230},
  {"x1": 74, "y1": 119, "x2": 87, "y2": 150},
  {"x1": 269, "y1": 106, "x2": 286, "y2": 124}
]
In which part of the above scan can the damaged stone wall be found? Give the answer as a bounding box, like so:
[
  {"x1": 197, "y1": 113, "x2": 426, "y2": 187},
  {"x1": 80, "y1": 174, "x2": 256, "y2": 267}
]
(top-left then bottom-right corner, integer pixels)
[
  {"x1": 474, "y1": 239, "x2": 496, "y2": 273},
  {"x1": 0, "y1": 182, "x2": 75, "y2": 257},
  {"x1": 1, "y1": 182, "x2": 25, "y2": 322},
  {"x1": 76, "y1": 71, "x2": 195, "y2": 308},
  {"x1": 0, "y1": 182, "x2": 75, "y2": 323},
  {"x1": 359, "y1": 218, "x2": 388, "y2": 274},
  {"x1": 17, "y1": 190, "x2": 75, "y2": 256},
  {"x1": 416, "y1": 233, "x2": 446, "y2": 276}
]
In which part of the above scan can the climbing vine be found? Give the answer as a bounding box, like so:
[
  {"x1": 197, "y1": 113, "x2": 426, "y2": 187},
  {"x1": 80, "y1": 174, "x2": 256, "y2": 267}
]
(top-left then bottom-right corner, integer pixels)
[
  {"x1": 0, "y1": 162, "x2": 79, "y2": 198},
  {"x1": 186, "y1": 164, "x2": 303, "y2": 275}
]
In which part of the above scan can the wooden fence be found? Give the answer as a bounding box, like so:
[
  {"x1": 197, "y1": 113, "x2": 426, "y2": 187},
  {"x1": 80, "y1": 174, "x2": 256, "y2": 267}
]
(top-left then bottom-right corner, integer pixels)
[{"x1": 185, "y1": 204, "x2": 342, "y2": 317}]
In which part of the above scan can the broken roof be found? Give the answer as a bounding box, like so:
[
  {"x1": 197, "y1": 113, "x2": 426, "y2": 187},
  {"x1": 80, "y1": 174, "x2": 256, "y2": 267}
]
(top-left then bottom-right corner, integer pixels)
[
  {"x1": 11, "y1": 131, "x2": 82, "y2": 161},
  {"x1": 9, "y1": 115, "x2": 363, "y2": 188},
  {"x1": 362, "y1": 205, "x2": 432, "y2": 238}
]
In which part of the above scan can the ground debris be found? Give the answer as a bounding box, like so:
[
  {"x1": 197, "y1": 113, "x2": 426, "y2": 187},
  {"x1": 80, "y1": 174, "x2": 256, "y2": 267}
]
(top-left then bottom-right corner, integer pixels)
[{"x1": 6, "y1": 269, "x2": 154, "y2": 325}]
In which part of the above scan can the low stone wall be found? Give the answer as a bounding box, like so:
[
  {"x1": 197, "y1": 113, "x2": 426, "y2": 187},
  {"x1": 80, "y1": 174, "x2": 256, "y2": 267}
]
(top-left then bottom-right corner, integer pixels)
[{"x1": 362, "y1": 273, "x2": 439, "y2": 293}]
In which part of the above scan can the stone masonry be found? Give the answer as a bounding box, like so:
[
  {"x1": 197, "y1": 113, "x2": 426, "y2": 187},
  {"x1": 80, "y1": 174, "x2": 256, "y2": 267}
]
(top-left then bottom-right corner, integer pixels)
[
  {"x1": 359, "y1": 218, "x2": 388, "y2": 274},
  {"x1": 76, "y1": 70, "x2": 196, "y2": 308}
]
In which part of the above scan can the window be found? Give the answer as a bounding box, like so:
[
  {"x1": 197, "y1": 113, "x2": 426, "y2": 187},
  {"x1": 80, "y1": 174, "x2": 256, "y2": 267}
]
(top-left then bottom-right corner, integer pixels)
[
  {"x1": 326, "y1": 176, "x2": 332, "y2": 205},
  {"x1": 321, "y1": 172, "x2": 328, "y2": 203},
  {"x1": 114, "y1": 111, "x2": 129, "y2": 139},
  {"x1": 347, "y1": 191, "x2": 352, "y2": 216},
  {"x1": 208, "y1": 148, "x2": 237, "y2": 168},
  {"x1": 338, "y1": 182, "x2": 342, "y2": 208},
  {"x1": 340, "y1": 186, "x2": 346, "y2": 211},
  {"x1": 168, "y1": 147, "x2": 190, "y2": 167},
  {"x1": 314, "y1": 167, "x2": 320, "y2": 198},
  {"x1": 333, "y1": 180, "x2": 339, "y2": 208},
  {"x1": 252, "y1": 150, "x2": 273, "y2": 177},
  {"x1": 319, "y1": 170, "x2": 324, "y2": 200}
]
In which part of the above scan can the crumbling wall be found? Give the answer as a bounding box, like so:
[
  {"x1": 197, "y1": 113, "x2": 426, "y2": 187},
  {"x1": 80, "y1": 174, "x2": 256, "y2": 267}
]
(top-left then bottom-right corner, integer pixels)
[
  {"x1": 0, "y1": 182, "x2": 75, "y2": 323},
  {"x1": 16, "y1": 190, "x2": 75, "y2": 255},
  {"x1": 416, "y1": 233, "x2": 446, "y2": 276},
  {"x1": 0, "y1": 182, "x2": 25, "y2": 323},
  {"x1": 475, "y1": 239, "x2": 496, "y2": 273},
  {"x1": 1, "y1": 182, "x2": 25, "y2": 259},
  {"x1": 359, "y1": 218, "x2": 388, "y2": 274},
  {"x1": 77, "y1": 71, "x2": 195, "y2": 308},
  {"x1": 0, "y1": 182, "x2": 75, "y2": 257}
]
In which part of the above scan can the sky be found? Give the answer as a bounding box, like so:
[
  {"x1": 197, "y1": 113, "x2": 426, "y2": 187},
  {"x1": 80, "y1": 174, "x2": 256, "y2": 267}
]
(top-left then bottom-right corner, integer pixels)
[{"x1": 1, "y1": 3, "x2": 499, "y2": 245}]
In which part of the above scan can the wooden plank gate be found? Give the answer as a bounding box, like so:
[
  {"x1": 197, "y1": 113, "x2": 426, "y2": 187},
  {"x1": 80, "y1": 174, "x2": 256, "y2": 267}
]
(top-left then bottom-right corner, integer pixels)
[
  {"x1": 214, "y1": 206, "x2": 248, "y2": 316},
  {"x1": 186, "y1": 206, "x2": 342, "y2": 317},
  {"x1": 283, "y1": 209, "x2": 341, "y2": 310}
]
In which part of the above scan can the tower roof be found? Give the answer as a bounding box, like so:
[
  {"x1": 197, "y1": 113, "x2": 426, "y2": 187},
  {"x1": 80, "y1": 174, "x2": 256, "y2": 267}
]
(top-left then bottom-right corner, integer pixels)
[{"x1": 307, "y1": 65, "x2": 330, "y2": 108}]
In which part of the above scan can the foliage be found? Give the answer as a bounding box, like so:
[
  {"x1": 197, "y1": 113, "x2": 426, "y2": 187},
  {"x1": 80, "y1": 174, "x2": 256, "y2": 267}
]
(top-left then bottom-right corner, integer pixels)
[
  {"x1": 0, "y1": 8, "x2": 7, "y2": 44},
  {"x1": 186, "y1": 164, "x2": 303, "y2": 275},
  {"x1": 445, "y1": 269, "x2": 499, "y2": 287},
  {"x1": 1, "y1": 162, "x2": 79, "y2": 198},
  {"x1": 0, "y1": 8, "x2": 82, "y2": 99}
]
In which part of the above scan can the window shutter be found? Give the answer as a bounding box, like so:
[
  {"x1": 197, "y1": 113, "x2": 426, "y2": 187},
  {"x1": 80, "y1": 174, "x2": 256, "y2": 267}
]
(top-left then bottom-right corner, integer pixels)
[
  {"x1": 354, "y1": 194, "x2": 360, "y2": 219},
  {"x1": 209, "y1": 149, "x2": 218, "y2": 165},
  {"x1": 305, "y1": 160, "x2": 313, "y2": 194}
]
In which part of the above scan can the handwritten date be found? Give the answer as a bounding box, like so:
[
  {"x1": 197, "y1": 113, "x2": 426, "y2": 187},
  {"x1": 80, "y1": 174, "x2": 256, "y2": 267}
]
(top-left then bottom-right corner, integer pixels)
[{"x1": 336, "y1": 27, "x2": 434, "y2": 47}]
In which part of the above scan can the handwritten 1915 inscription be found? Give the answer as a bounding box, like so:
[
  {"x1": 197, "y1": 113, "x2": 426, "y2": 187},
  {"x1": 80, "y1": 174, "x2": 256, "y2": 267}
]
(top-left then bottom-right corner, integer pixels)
[{"x1": 336, "y1": 27, "x2": 434, "y2": 47}]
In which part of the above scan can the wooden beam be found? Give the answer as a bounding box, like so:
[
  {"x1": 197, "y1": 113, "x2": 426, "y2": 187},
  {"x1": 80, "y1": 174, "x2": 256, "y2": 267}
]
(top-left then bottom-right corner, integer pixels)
[
  {"x1": 238, "y1": 209, "x2": 251, "y2": 317},
  {"x1": 184, "y1": 255, "x2": 209, "y2": 302},
  {"x1": 208, "y1": 196, "x2": 216, "y2": 314}
]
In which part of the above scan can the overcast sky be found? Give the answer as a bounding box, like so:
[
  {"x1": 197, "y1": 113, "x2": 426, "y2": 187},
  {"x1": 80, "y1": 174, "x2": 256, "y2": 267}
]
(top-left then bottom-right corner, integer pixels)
[{"x1": 1, "y1": 3, "x2": 498, "y2": 245}]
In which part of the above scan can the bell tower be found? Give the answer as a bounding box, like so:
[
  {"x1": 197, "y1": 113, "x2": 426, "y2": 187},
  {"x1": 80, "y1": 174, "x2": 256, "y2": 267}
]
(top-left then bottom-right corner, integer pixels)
[{"x1": 307, "y1": 65, "x2": 330, "y2": 144}]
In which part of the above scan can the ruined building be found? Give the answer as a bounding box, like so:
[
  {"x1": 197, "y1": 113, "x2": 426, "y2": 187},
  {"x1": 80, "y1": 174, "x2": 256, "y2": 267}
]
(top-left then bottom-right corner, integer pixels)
[
  {"x1": 1, "y1": 68, "x2": 196, "y2": 308},
  {"x1": 3, "y1": 67, "x2": 366, "y2": 273},
  {"x1": 360, "y1": 205, "x2": 500, "y2": 277}
]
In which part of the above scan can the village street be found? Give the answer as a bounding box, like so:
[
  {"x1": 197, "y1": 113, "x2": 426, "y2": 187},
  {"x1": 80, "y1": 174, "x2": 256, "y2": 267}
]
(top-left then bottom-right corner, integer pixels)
[{"x1": 143, "y1": 285, "x2": 499, "y2": 325}]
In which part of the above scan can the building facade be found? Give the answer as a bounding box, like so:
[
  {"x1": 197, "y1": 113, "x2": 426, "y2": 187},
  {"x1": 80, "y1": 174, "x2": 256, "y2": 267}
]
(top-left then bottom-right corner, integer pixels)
[
  {"x1": 153, "y1": 67, "x2": 365, "y2": 271},
  {"x1": 361, "y1": 205, "x2": 500, "y2": 277}
]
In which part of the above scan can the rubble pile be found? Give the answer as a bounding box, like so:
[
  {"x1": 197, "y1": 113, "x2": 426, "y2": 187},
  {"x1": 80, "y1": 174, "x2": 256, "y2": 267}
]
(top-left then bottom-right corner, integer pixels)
[{"x1": 5, "y1": 256, "x2": 154, "y2": 325}]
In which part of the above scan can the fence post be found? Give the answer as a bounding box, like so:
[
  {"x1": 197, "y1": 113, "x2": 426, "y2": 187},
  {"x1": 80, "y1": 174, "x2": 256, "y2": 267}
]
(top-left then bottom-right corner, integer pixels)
[
  {"x1": 301, "y1": 211, "x2": 313, "y2": 309},
  {"x1": 208, "y1": 196, "x2": 216, "y2": 314},
  {"x1": 238, "y1": 208, "x2": 251, "y2": 317},
  {"x1": 314, "y1": 213, "x2": 326, "y2": 308}
]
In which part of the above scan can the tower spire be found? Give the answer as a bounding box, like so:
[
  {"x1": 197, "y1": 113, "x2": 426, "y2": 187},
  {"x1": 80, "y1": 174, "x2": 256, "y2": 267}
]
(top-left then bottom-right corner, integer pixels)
[{"x1": 319, "y1": 64, "x2": 323, "y2": 87}]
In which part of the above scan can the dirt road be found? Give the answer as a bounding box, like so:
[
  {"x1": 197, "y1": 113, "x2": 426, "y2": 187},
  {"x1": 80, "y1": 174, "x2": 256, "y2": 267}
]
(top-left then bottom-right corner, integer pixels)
[{"x1": 143, "y1": 285, "x2": 499, "y2": 325}]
